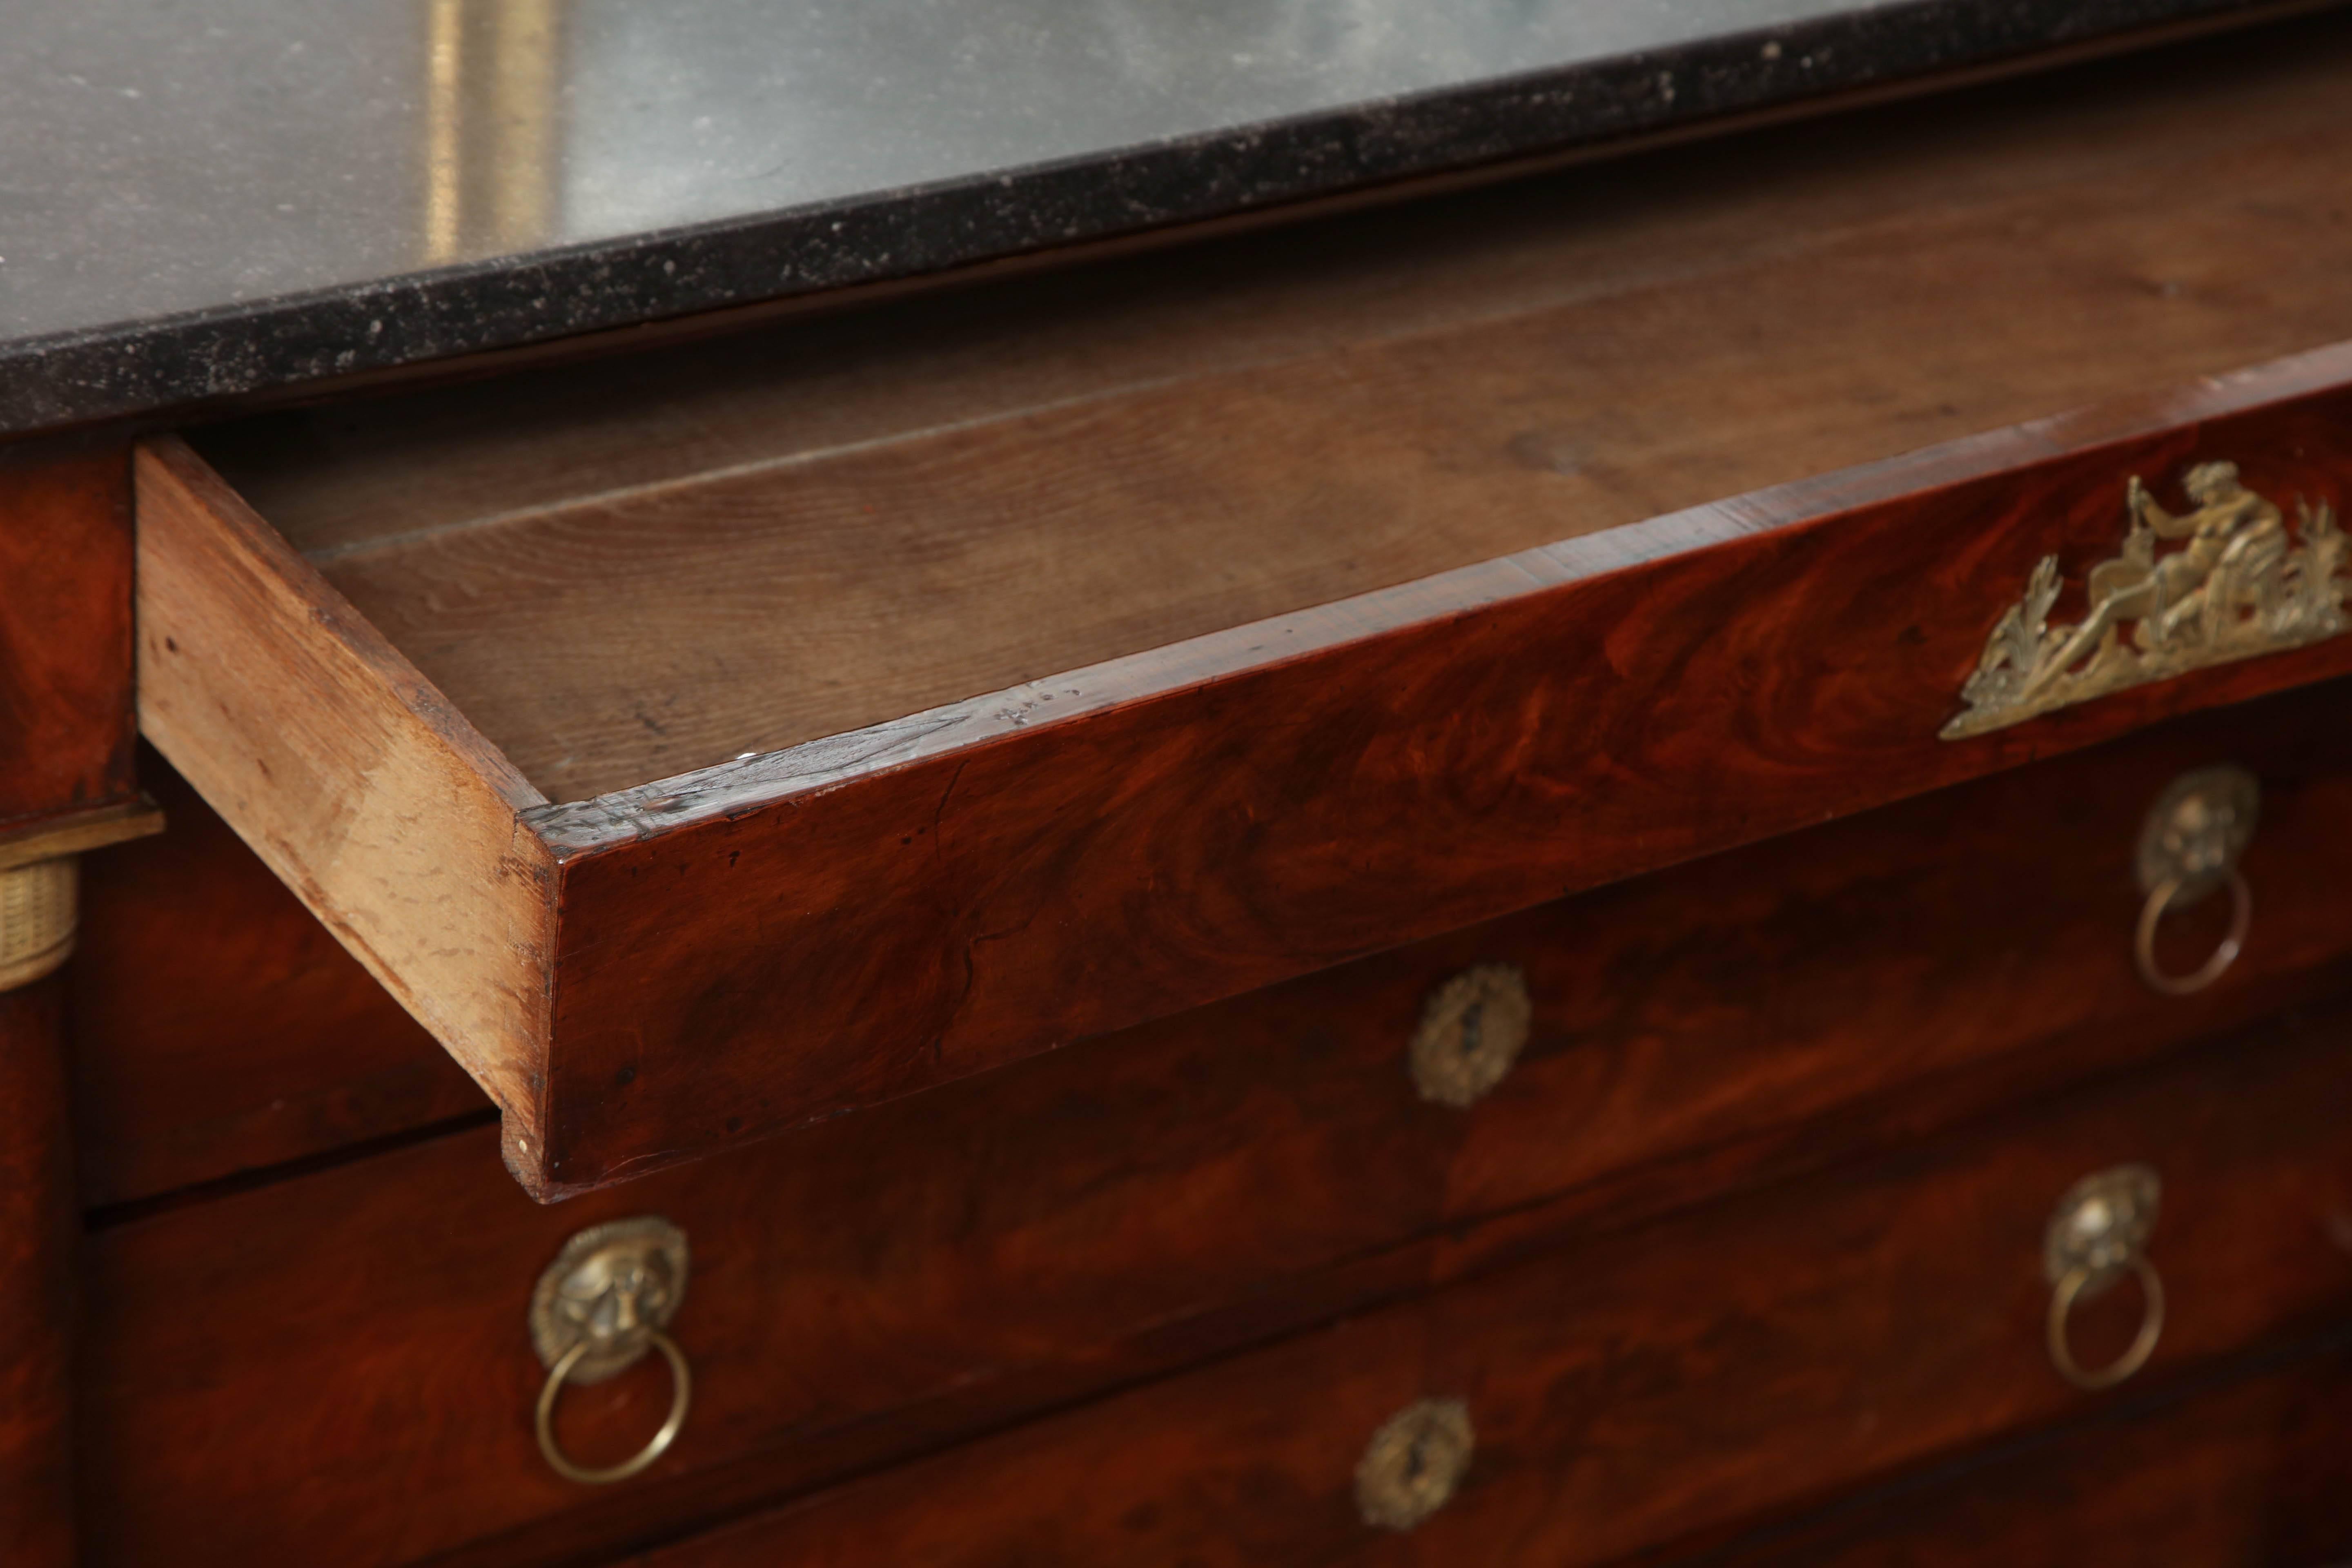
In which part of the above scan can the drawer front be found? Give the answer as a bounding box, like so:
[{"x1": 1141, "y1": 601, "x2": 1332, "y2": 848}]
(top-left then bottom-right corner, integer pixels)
[
  {"x1": 138, "y1": 336, "x2": 2352, "y2": 1195},
  {"x1": 66, "y1": 670, "x2": 2352, "y2": 1209},
  {"x1": 624, "y1": 1020, "x2": 2352, "y2": 1568},
  {"x1": 78, "y1": 682, "x2": 2352, "y2": 1566},
  {"x1": 1664, "y1": 1327, "x2": 2352, "y2": 1567}
]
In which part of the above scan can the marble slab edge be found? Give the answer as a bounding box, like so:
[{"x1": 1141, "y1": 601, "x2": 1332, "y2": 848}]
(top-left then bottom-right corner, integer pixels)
[{"x1": 0, "y1": 0, "x2": 2307, "y2": 437}]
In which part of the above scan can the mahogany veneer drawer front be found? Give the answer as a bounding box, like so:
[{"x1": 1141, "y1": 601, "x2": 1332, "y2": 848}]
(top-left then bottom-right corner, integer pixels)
[
  {"x1": 1666, "y1": 1328, "x2": 2352, "y2": 1567},
  {"x1": 75, "y1": 680, "x2": 2352, "y2": 1566},
  {"x1": 140, "y1": 19, "x2": 2352, "y2": 1197},
  {"x1": 142, "y1": 341, "x2": 2352, "y2": 1203},
  {"x1": 66, "y1": 661, "x2": 2352, "y2": 1212},
  {"x1": 613, "y1": 1018, "x2": 2352, "y2": 1567}
]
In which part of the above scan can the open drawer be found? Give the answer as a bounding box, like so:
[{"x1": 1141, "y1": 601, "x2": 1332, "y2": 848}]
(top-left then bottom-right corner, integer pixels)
[{"x1": 136, "y1": 26, "x2": 2352, "y2": 1196}]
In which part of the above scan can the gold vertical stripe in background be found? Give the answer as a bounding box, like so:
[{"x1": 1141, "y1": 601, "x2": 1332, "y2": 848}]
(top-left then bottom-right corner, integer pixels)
[
  {"x1": 420, "y1": 0, "x2": 564, "y2": 265},
  {"x1": 423, "y1": 0, "x2": 465, "y2": 263},
  {"x1": 489, "y1": 0, "x2": 561, "y2": 252}
]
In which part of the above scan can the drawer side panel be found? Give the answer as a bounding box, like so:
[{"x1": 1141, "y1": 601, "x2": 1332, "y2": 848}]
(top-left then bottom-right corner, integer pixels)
[{"x1": 133, "y1": 439, "x2": 555, "y2": 1162}]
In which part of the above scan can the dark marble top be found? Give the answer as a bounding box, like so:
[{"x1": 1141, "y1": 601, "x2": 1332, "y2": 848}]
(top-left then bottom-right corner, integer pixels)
[{"x1": 0, "y1": 0, "x2": 2296, "y2": 434}]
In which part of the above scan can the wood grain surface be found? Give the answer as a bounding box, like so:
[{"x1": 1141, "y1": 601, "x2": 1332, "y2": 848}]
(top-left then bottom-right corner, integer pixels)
[
  {"x1": 531, "y1": 353, "x2": 2352, "y2": 1191},
  {"x1": 71, "y1": 750, "x2": 487, "y2": 1208},
  {"x1": 0, "y1": 438, "x2": 136, "y2": 829},
  {"x1": 612, "y1": 1018, "x2": 2352, "y2": 1568},
  {"x1": 0, "y1": 978, "x2": 78, "y2": 1568},
  {"x1": 132, "y1": 439, "x2": 556, "y2": 1169},
  {"x1": 72, "y1": 681, "x2": 2352, "y2": 1566},
  {"x1": 200, "y1": 13, "x2": 2352, "y2": 805},
  {"x1": 1643, "y1": 1330, "x2": 2352, "y2": 1567},
  {"x1": 0, "y1": 434, "x2": 144, "y2": 1566},
  {"x1": 147, "y1": 24, "x2": 2352, "y2": 1193}
]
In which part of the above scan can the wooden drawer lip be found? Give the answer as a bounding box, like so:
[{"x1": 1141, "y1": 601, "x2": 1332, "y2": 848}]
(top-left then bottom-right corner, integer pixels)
[{"x1": 136, "y1": 341, "x2": 2352, "y2": 1194}]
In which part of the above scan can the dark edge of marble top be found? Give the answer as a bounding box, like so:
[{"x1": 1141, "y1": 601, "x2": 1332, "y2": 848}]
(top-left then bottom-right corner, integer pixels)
[{"x1": 0, "y1": 0, "x2": 2304, "y2": 438}]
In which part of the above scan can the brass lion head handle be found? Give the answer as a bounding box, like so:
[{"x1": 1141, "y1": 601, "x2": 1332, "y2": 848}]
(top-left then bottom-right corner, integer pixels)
[
  {"x1": 528, "y1": 1216, "x2": 692, "y2": 1485},
  {"x1": 2132, "y1": 766, "x2": 2258, "y2": 996},
  {"x1": 2043, "y1": 1165, "x2": 2164, "y2": 1392}
]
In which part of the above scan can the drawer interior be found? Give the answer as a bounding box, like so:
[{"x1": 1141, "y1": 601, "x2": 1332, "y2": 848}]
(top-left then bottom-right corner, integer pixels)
[{"x1": 194, "y1": 13, "x2": 2352, "y2": 807}]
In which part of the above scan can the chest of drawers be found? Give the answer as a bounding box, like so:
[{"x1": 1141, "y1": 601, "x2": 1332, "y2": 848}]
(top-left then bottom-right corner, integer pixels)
[{"x1": 13, "y1": 7, "x2": 2352, "y2": 1564}]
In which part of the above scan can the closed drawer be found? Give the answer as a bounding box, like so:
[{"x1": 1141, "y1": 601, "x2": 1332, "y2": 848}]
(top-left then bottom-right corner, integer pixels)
[
  {"x1": 1661, "y1": 1327, "x2": 2352, "y2": 1567},
  {"x1": 70, "y1": 751, "x2": 483, "y2": 1208},
  {"x1": 76, "y1": 681, "x2": 2352, "y2": 1565},
  {"x1": 143, "y1": 26, "x2": 2352, "y2": 1195},
  {"x1": 611, "y1": 1015, "x2": 2352, "y2": 1568}
]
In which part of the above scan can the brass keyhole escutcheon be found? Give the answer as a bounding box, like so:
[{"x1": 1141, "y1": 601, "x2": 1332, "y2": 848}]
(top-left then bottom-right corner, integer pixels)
[
  {"x1": 2132, "y1": 766, "x2": 2258, "y2": 996},
  {"x1": 528, "y1": 1216, "x2": 693, "y2": 1484},
  {"x1": 1355, "y1": 1397, "x2": 1473, "y2": 1530},
  {"x1": 2043, "y1": 1165, "x2": 2165, "y2": 1392},
  {"x1": 1410, "y1": 965, "x2": 1531, "y2": 1108}
]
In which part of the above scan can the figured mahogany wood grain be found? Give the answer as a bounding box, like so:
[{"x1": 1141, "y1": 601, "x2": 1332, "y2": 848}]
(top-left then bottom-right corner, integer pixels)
[
  {"x1": 132, "y1": 439, "x2": 555, "y2": 1168},
  {"x1": 206, "y1": 15, "x2": 2352, "y2": 805},
  {"x1": 527, "y1": 351, "x2": 2352, "y2": 1189},
  {"x1": 1649, "y1": 1332, "x2": 2352, "y2": 1566},
  {"x1": 0, "y1": 435, "x2": 142, "y2": 1567},
  {"x1": 71, "y1": 750, "x2": 487, "y2": 1208},
  {"x1": 0, "y1": 439, "x2": 136, "y2": 829},
  {"x1": 614, "y1": 1021, "x2": 2352, "y2": 1568},
  {"x1": 0, "y1": 978, "x2": 76, "y2": 1568},
  {"x1": 147, "y1": 33, "x2": 2352, "y2": 1192},
  {"x1": 73, "y1": 685, "x2": 2352, "y2": 1566}
]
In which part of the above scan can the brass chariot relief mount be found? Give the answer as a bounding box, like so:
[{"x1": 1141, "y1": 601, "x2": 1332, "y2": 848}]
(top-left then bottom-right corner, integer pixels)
[{"x1": 1943, "y1": 462, "x2": 2348, "y2": 739}]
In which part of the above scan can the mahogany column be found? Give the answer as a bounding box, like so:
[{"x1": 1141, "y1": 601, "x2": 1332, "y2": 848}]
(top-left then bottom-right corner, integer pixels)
[
  {"x1": 0, "y1": 972, "x2": 76, "y2": 1566},
  {"x1": 0, "y1": 437, "x2": 148, "y2": 1566}
]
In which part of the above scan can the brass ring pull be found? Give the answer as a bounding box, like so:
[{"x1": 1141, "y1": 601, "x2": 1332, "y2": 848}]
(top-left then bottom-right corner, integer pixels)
[
  {"x1": 2131, "y1": 766, "x2": 2260, "y2": 998},
  {"x1": 2043, "y1": 1165, "x2": 2163, "y2": 1393},
  {"x1": 2133, "y1": 869, "x2": 2251, "y2": 996},
  {"x1": 536, "y1": 1328, "x2": 693, "y2": 1486},
  {"x1": 528, "y1": 1216, "x2": 692, "y2": 1486},
  {"x1": 2047, "y1": 1253, "x2": 2165, "y2": 1392}
]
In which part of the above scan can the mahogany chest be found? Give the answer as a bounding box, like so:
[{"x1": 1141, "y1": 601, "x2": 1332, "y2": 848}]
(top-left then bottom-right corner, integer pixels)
[{"x1": 11, "y1": 9, "x2": 2352, "y2": 1564}]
